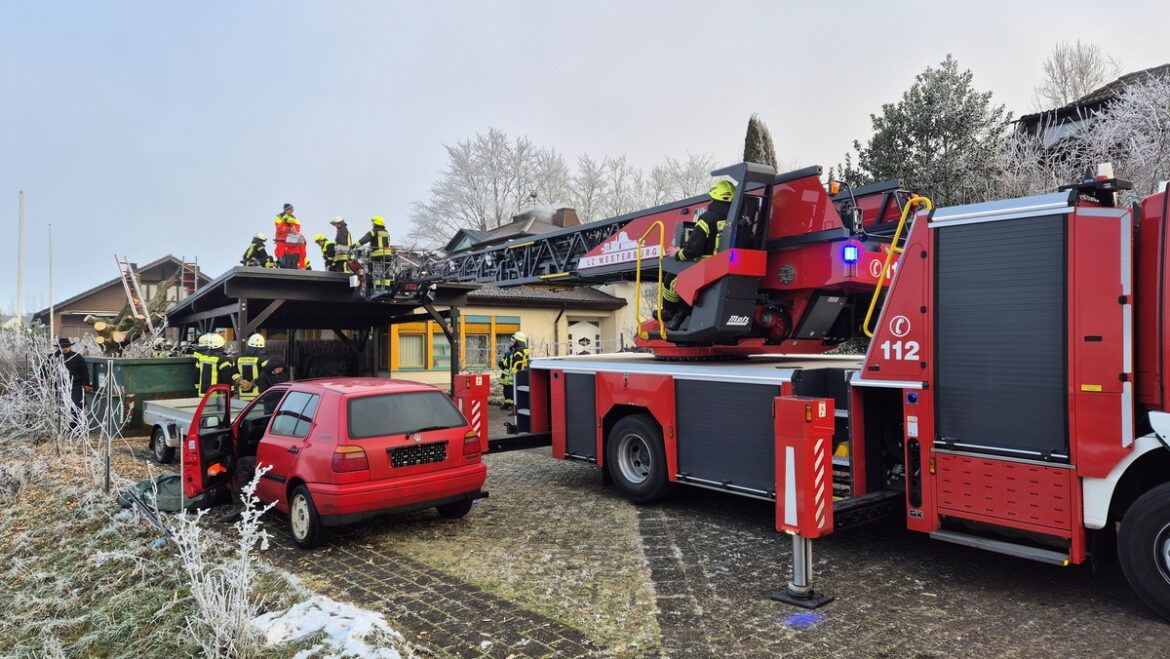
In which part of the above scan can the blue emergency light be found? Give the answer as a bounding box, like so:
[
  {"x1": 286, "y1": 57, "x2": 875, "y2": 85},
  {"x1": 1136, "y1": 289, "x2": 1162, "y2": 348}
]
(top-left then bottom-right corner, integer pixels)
[{"x1": 842, "y1": 245, "x2": 859, "y2": 264}]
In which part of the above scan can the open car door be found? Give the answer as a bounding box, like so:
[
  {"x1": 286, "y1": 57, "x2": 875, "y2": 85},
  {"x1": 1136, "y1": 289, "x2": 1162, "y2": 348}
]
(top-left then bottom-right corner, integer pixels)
[{"x1": 182, "y1": 384, "x2": 235, "y2": 500}]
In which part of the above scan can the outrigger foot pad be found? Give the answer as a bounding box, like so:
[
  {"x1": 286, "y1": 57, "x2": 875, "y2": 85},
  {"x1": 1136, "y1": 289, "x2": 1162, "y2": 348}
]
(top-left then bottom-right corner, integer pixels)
[{"x1": 769, "y1": 589, "x2": 834, "y2": 609}]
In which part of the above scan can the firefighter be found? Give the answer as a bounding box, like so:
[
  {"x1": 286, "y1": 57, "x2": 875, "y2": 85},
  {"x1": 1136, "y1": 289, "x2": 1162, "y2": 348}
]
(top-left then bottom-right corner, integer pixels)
[
  {"x1": 273, "y1": 203, "x2": 299, "y2": 266},
  {"x1": 330, "y1": 216, "x2": 354, "y2": 272},
  {"x1": 195, "y1": 334, "x2": 238, "y2": 397},
  {"x1": 241, "y1": 232, "x2": 275, "y2": 268},
  {"x1": 314, "y1": 233, "x2": 341, "y2": 272},
  {"x1": 233, "y1": 333, "x2": 267, "y2": 401},
  {"x1": 498, "y1": 332, "x2": 529, "y2": 412},
  {"x1": 662, "y1": 180, "x2": 736, "y2": 330},
  {"x1": 358, "y1": 215, "x2": 393, "y2": 288},
  {"x1": 255, "y1": 354, "x2": 289, "y2": 393}
]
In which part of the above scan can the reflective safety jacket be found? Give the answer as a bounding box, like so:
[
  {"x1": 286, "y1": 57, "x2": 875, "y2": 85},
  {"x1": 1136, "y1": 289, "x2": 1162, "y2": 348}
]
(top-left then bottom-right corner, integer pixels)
[
  {"x1": 242, "y1": 241, "x2": 274, "y2": 267},
  {"x1": 318, "y1": 240, "x2": 337, "y2": 270},
  {"x1": 234, "y1": 350, "x2": 266, "y2": 400},
  {"x1": 359, "y1": 227, "x2": 393, "y2": 258},
  {"x1": 676, "y1": 200, "x2": 731, "y2": 262},
  {"x1": 499, "y1": 343, "x2": 530, "y2": 374},
  {"x1": 195, "y1": 351, "x2": 238, "y2": 397},
  {"x1": 274, "y1": 213, "x2": 299, "y2": 258}
]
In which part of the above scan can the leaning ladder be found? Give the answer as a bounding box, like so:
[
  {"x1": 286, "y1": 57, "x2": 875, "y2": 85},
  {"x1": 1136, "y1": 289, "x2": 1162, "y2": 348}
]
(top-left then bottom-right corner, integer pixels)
[{"x1": 114, "y1": 255, "x2": 156, "y2": 336}]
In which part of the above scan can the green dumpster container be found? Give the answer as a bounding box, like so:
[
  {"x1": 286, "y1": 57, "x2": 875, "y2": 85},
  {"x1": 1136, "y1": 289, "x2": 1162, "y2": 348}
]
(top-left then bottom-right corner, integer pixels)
[{"x1": 85, "y1": 357, "x2": 197, "y2": 433}]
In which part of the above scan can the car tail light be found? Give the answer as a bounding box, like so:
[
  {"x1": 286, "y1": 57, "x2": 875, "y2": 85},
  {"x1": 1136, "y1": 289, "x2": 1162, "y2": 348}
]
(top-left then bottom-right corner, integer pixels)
[
  {"x1": 332, "y1": 445, "x2": 369, "y2": 473},
  {"x1": 463, "y1": 430, "x2": 481, "y2": 463}
]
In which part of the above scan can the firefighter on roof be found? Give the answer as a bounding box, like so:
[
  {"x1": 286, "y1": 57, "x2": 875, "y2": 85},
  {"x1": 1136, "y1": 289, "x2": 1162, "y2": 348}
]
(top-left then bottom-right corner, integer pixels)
[
  {"x1": 241, "y1": 232, "x2": 275, "y2": 268},
  {"x1": 498, "y1": 332, "x2": 529, "y2": 412},
  {"x1": 359, "y1": 215, "x2": 393, "y2": 288},
  {"x1": 314, "y1": 233, "x2": 343, "y2": 272},
  {"x1": 330, "y1": 216, "x2": 354, "y2": 272},
  {"x1": 662, "y1": 180, "x2": 736, "y2": 329}
]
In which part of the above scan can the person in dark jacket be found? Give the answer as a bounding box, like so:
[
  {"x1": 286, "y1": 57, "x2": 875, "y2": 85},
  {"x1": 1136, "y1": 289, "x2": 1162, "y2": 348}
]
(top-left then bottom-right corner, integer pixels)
[
  {"x1": 330, "y1": 216, "x2": 354, "y2": 272},
  {"x1": 241, "y1": 232, "x2": 275, "y2": 267},
  {"x1": 52, "y1": 337, "x2": 92, "y2": 430},
  {"x1": 254, "y1": 354, "x2": 289, "y2": 393}
]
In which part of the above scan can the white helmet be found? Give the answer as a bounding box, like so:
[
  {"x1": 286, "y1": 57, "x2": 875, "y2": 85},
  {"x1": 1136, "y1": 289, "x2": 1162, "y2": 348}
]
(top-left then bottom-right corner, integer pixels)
[
  {"x1": 197, "y1": 334, "x2": 212, "y2": 349},
  {"x1": 247, "y1": 333, "x2": 266, "y2": 349},
  {"x1": 254, "y1": 232, "x2": 267, "y2": 241},
  {"x1": 207, "y1": 334, "x2": 226, "y2": 350}
]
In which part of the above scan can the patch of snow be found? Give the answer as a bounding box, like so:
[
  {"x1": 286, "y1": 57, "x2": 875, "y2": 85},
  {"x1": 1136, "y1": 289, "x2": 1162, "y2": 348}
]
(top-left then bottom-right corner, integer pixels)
[{"x1": 253, "y1": 595, "x2": 408, "y2": 658}]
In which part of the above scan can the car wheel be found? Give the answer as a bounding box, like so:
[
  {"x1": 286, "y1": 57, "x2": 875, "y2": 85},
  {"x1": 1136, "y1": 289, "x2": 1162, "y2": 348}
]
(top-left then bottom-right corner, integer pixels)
[
  {"x1": 151, "y1": 427, "x2": 175, "y2": 464},
  {"x1": 437, "y1": 499, "x2": 473, "y2": 519},
  {"x1": 288, "y1": 485, "x2": 323, "y2": 549},
  {"x1": 606, "y1": 414, "x2": 670, "y2": 504},
  {"x1": 232, "y1": 456, "x2": 257, "y2": 503},
  {"x1": 1119, "y1": 482, "x2": 1170, "y2": 621}
]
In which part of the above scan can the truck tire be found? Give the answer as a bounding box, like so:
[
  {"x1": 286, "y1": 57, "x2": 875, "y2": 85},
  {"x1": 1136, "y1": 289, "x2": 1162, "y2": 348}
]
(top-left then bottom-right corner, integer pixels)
[
  {"x1": 151, "y1": 427, "x2": 175, "y2": 464},
  {"x1": 1118, "y1": 482, "x2": 1170, "y2": 621},
  {"x1": 437, "y1": 499, "x2": 473, "y2": 519},
  {"x1": 288, "y1": 485, "x2": 323, "y2": 549},
  {"x1": 606, "y1": 414, "x2": 670, "y2": 504}
]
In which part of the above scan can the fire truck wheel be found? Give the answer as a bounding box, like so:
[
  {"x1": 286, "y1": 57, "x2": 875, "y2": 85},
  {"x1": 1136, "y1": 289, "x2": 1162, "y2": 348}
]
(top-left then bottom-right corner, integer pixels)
[
  {"x1": 607, "y1": 414, "x2": 669, "y2": 504},
  {"x1": 151, "y1": 427, "x2": 175, "y2": 464},
  {"x1": 1118, "y1": 482, "x2": 1170, "y2": 620},
  {"x1": 289, "y1": 485, "x2": 323, "y2": 549}
]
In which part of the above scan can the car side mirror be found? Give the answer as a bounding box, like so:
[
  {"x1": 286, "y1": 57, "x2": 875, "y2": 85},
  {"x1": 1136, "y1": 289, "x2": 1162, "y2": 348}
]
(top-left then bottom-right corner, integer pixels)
[{"x1": 200, "y1": 415, "x2": 221, "y2": 429}]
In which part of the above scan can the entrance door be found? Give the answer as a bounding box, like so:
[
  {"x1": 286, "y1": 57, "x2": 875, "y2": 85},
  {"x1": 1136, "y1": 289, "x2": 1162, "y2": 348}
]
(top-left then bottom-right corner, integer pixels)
[{"x1": 567, "y1": 320, "x2": 601, "y2": 355}]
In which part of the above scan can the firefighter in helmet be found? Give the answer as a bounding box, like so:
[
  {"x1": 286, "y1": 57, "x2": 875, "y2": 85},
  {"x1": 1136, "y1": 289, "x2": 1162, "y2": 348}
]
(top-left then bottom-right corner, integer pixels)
[
  {"x1": 330, "y1": 216, "x2": 355, "y2": 272},
  {"x1": 662, "y1": 180, "x2": 736, "y2": 330},
  {"x1": 314, "y1": 233, "x2": 341, "y2": 272},
  {"x1": 195, "y1": 334, "x2": 238, "y2": 397},
  {"x1": 241, "y1": 232, "x2": 275, "y2": 268},
  {"x1": 358, "y1": 215, "x2": 393, "y2": 289},
  {"x1": 233, "y1": 333, "x2": 268, "y2": 401},
  {"x1": 498, "y1": 332, "x2": 529, "y2": 412}
]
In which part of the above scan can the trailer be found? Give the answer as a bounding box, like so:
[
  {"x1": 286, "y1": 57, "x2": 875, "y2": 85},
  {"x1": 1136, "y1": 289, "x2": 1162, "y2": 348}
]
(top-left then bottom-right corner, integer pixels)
[{"x1": 143, "y1": 397, "x2": 248, "y2": 464}]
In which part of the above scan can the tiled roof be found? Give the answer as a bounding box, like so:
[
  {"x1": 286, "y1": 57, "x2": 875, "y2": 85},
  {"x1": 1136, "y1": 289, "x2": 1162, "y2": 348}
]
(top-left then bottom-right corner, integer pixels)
[
  {"x1": 1017, "y1": 63, "x2": 1170, "y2": 127},
  {"x1": 468, "y1": 284, "x2": 626, "y2": 310}
]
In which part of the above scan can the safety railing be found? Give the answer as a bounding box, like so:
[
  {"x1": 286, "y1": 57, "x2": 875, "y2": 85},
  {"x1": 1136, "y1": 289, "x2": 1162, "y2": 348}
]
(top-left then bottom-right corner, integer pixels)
[
  {"x1": 635, "y1": 221, "x2": 667, "y2": 340},
  {"x1": 861, "y1": 195, "x2": 932, "y2": 338}
]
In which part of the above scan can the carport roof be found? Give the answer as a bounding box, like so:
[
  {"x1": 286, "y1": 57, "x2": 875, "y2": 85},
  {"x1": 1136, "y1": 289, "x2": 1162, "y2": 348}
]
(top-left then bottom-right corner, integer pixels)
[{"x1": 166, "y1": 266, "x2": 476, "y2": 332}]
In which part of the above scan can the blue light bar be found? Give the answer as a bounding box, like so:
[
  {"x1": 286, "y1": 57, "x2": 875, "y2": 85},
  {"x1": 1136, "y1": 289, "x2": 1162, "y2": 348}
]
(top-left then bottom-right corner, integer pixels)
[{"x1": 843, "y1": 245, "x2": 859, "y2": 264}]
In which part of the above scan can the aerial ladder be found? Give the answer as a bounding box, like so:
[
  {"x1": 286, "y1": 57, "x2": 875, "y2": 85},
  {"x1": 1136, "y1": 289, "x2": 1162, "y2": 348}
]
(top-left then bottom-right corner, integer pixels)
[{"x1": 374, "y1": 162, "x2": 916, "y2": 360}]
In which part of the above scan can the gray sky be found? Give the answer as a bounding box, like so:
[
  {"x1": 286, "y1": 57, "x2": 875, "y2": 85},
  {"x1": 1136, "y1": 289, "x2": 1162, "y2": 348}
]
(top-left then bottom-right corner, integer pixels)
[{"x1": 2, "y1": 0, "x2": 1167, "y2": 316}]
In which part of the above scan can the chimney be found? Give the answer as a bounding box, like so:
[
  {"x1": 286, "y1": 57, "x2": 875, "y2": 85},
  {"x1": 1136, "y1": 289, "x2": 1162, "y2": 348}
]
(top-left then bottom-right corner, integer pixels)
[{"x1": 553, "y1": 208, "x2": 580, "y2": 228}]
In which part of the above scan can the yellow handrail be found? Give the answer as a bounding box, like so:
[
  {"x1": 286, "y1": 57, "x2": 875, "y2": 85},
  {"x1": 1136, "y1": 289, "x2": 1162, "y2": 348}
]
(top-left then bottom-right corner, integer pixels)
[
  {"x1": 635, "y1": 221, "x2": 667, "y2": 340},
  {"x1": 861, "y1": 195, "x2": 933, "y2": 338}
]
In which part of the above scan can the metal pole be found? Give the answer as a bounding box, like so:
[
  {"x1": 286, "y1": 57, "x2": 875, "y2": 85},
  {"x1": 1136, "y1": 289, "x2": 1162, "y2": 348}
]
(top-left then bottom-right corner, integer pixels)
[
  {"x1": 105, "y1": 358, "x2": 113, "y2": 494},
  {"x1": 17, "y1": 191, "x2": 24, "y2": 326},
  {"x1": 789, "y1": 534, "x2": 812, "y2": 596},
  {"x1": 48, "y1": 223, "x2": 54, "y2": 338}
]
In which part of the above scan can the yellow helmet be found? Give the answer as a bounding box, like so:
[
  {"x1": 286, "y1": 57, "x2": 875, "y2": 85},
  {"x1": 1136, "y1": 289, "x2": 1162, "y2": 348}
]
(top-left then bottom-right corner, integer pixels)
[
  {"x1": 709, "y1": 180, "x2": 736, "y2": 202},
  {"x1": 208, "y1": 334, "x2": 226, "y2": 350},
  {"x1": 314, "y1": 233, "x2": 327, "y2": 243},
  {"x1": 247, "y1": 333, "x2": 266, "y2": 349},
  {"x1": 512, "y1": 331, "x2": 527, "y2": 343},
  {"x1": 371, "y1": 215, "x2": 385, "y2": 226}
]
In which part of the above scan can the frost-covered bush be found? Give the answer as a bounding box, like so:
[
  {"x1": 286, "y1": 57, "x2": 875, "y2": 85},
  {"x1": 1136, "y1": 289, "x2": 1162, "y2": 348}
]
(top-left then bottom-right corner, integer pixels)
[
  {"x1": 0, "y1": 455, "x2": 48, "y2": 503},
  {"x1": 169, "y1": 465, "x2": 276, "y2": 659}
]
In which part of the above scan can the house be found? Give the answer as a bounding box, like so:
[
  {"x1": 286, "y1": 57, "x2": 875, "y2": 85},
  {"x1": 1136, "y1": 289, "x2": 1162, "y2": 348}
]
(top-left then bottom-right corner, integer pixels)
[
  {"x1": 387, "y1": 207, "x2": 640, "y2": 385},
  {"x1": 1016, "y1": 63, "x2": 1170, "y2": 147},
  {"x1": 33, "y1": 255, "x2": 210, "y2": 339}
]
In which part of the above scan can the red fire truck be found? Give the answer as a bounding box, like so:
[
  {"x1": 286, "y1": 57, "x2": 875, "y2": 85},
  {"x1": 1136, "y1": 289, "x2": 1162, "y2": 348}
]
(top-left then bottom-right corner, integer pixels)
[{"x1": 400, "y1": 162, "x2": 1170, "y2": 618}]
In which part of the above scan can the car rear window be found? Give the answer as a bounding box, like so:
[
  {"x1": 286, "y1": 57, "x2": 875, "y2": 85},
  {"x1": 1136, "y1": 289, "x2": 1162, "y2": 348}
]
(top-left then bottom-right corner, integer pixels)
[{"x1": 347, "y1": 391, "x2": 467, "y2": 439}]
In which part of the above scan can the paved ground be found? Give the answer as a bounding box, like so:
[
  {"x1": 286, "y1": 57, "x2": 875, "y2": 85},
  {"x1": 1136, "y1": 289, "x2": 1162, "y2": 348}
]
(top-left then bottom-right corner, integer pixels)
[{"x1": 126, "y1": 416, "x2": 1170, "y2": 657}]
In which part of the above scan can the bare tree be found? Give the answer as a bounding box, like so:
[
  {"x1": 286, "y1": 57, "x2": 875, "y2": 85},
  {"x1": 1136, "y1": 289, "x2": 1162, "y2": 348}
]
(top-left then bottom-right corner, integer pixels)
[
  {"x1": 409, "y1": 128, "x2": 569, "y2": 246},
  {"x1": 568, "y1": 154, "x2": 607, "y2": 222},
  {"x1": 1034, "y1": 41, "x2": 1121, "y2": 109}
]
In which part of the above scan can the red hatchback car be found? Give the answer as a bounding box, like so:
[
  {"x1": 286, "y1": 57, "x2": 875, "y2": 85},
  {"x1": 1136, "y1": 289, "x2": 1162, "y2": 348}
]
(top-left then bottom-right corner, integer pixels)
[{"x1": 182, "y1": 378, "x2": 488, "y2": 548}]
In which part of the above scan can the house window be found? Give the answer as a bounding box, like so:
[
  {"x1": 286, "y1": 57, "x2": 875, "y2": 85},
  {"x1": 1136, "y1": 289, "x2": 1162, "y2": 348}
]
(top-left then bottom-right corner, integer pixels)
[
  {"x1": 432, "y1": 333, "x2": 451, "y2": 370},
  {"x1": 398, "y1": 334, "x2": 426, "y2": 369},
  {"x1": 465, "y1": 334, "x2": 490, "y2": 369},
  {"x1": 494, "y1": 333, "x2": 514, "y2": 365}
]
